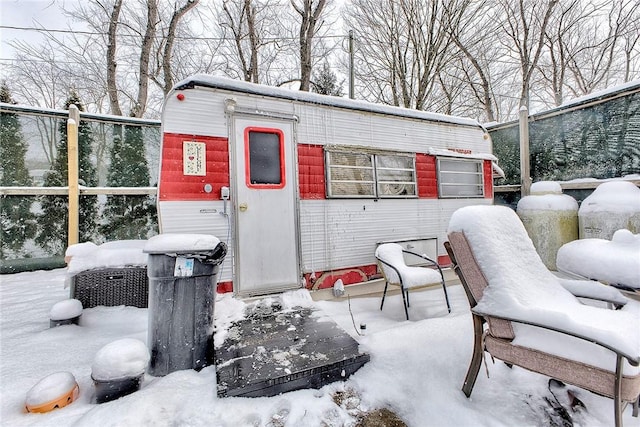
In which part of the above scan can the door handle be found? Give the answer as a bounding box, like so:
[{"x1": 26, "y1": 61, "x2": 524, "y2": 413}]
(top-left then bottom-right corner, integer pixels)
[{"x1": 239, "y1": 203, "x2": 248, "y2": 212}]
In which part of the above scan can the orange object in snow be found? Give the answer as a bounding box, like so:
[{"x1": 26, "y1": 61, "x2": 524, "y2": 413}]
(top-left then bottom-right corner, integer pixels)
[{"x1": 25, "y1": 372, "x2": 79, "y2": 413}]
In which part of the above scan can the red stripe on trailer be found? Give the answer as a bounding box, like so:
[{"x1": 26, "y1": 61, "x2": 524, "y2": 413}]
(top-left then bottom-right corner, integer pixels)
[
  {"x1": 438, "y1": 255, "x2": 451, "y2": 267},
  {"x1": 298, "y1": 144, "x2": 326, "y2": 200},
  {"x1": 416, "y1": 154, "x2": 438, "y2": 198},
  {"x1": 216, "y1": 281, "x2": 233, "y2": 294},
  {"x1": 159, "y1": 133, "x2": 229, "y2": 201},
  {"x1": 483, "y1": 160, "x2": 493, "y2": 198},
  {"x1": 303, "y1": 264, "x2": 380, "y2": 290}
]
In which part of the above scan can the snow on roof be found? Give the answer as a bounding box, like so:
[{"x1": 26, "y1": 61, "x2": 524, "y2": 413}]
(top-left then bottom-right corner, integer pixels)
[
  {"x1": 558, "y1": 79, "x2": 640, "y2": 110},
  {"x1": 174, "y1": 75, "x2": 483, "y2": 128},
  {"x1": 448, "y1": 205, "x2": 640, "y2": 363},
  {"x1": 484, "y1": 80, "x2": 640, "y2": 128},
  {"x1": 557, "y1": 229, "x2": 640, "y2": 289},
  {"x1": 425, "y1": 147, "x2": 497, "y2": 161}
]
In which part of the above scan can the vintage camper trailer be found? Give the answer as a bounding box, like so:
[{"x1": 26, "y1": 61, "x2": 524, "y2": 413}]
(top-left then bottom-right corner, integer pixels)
[{"x1": 158, "y1": 75, "x2": 497, "y2": 296}]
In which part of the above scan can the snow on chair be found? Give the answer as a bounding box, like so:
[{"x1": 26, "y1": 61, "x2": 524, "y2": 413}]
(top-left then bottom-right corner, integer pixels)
[
  {"x1": 445, "y1": 205, "x2": 639, "y2": 427},
  {"x1": 375, "y1": 243, "x2": 451, "y2": 320}
]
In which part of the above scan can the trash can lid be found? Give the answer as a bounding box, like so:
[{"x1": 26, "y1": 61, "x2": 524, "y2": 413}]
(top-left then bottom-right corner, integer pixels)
[{"x1": 143, "y1": 234, "x2": 222, "y2": 254}]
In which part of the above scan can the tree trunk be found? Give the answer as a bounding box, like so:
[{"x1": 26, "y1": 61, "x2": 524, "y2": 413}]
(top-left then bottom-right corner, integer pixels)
[
  {"x1": 135, "y1": 0, "x2": 158, "y2": 117},
  {"x1": 107, "y1": 0, "x2": 123, "y2": 116},
  {"x1": 163, "y1": 0, "x2": 200, "y2": 95},
  {"x1": 292, "y1": 0, "x2": 327, "y2": 92}
]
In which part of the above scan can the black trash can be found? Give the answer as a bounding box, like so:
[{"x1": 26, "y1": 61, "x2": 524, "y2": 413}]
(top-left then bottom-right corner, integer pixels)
[{"x1": 144, "y1": 234, "x2": 227, "y2": 376}]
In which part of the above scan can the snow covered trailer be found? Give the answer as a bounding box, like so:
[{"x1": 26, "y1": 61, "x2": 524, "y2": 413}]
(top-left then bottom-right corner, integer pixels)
[{"x1": 158, "y1": 75, "x2": 497, "y2": 297}]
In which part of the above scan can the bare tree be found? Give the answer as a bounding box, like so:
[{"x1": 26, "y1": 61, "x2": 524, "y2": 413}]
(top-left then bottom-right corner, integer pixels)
[
  {"x1": 445, "y1": 0, "x2": 503, "y2": 121},
  {"x1": 291, "y1": 0, "x2": 328, "y2": 91},
  {"x1": 565, "y1": 0, "x2": 640, "y2": 96},
  {"x1": 215, "y1": 0, "x2": 289, "y2": 84},
  {"x1": 220, "y1": 0, "x2": 262, "y2": 83},
  {"x1": 344, "y1": 0, "x2": 468, "y2": 110},
  {"x1": 106, "y1": 0, "x2": 124, "y2": 115},
  {"x1": 620, "y1": 5, "x2": 640, "y2": 82},
  {"x1": 496, "y1": 0, "x2": 558, "y2": 108},
  {"x1": 158, "y1": 1, "x2": 200, "y2": 94}
]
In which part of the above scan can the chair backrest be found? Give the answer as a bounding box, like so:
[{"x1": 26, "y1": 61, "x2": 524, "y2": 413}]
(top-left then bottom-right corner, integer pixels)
[
  {"x1": 448, "y1": 205, "x2": 578, "y2": 311},
  {"x1": 375, "y1": 243, "x2": 405, "y2": 285}
]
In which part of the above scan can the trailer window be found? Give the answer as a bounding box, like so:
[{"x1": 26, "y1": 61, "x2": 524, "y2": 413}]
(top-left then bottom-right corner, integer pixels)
[
  {"x1": 437, "y1": 158, "x2": 484, "y2": 198},
  {"x1": 326, "y1": 152, "x2": 375, "y2": 197},
  {"x1": 245, "y1": 128, "x2": 285, "y2": 188},
  {"x1": 326, "y1": 150, "x2": 416, "y2": 198},
  {"x1": 376, "y1": 155, "x2": 416, "y2": 197}
]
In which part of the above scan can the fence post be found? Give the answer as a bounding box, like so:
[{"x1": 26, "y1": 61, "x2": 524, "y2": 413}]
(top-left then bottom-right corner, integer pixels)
[
  {"x1": 519, "y1": 105, "x2": 531, "y2": 197},
  {"x1": 68, "y1": 105, "x2": 80, "y2": 246}
]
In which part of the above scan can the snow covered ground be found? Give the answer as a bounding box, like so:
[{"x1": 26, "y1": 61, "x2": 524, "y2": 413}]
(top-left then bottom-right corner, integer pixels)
[{"x1": 1, "y1": 268, "x2": 638, "y2": 427}]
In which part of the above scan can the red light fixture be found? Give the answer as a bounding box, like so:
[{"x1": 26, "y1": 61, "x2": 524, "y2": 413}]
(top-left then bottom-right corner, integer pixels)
[{"x1": 177, "y1": 93, "x2": 185, "y2": 101}]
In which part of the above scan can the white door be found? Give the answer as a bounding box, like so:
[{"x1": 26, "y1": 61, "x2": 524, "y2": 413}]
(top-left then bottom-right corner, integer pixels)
[{"x1": 233, "y1": 116, "x2": 300, "y2": 296}]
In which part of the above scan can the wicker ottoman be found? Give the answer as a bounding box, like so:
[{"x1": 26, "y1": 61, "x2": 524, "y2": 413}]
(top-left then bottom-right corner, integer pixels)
[{"x1": 70, "y1": 267, "x2": 149, "y2": 308}]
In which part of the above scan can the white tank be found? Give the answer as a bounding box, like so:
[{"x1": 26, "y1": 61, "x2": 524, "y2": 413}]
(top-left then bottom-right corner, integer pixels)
[
  {"x1": 517, "y1": 181, "x2": 578, "y2": 270},
  {"x1": 579, "y1": 180, "x2": 640, "y2": 240}
]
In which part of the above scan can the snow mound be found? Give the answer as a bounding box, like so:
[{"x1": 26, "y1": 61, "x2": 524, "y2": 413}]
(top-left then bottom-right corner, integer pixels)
[
  {"x1": 144, "y1": 234, "x2": 221, "y2": 253},
  {"x1": 530, "y1": 181, "x2": 562, "y2": 195},
  {"x1": 557, "y1": 230, "x2": 640, "y2": 289},
  {"x1": 579, "y1": 181, "x2": 640, "y2": 214},
  {"x1": 26, "y1": 372, "x2": 78, "y2": 407},
  {"x1": 91, "y1": 339, "x2": 150, "y2": 381},
  {"x1": 66, "y1": 240, "x2": 148, "y2": 274},
  {"x1": 49, "y1": 299, "x2": 83, "y2": 320}
]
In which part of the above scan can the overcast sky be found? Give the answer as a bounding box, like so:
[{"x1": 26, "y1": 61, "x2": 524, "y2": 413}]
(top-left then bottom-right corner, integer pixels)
[{"x1": 0, "y1": 0, "x2": 79, "y2": 60}]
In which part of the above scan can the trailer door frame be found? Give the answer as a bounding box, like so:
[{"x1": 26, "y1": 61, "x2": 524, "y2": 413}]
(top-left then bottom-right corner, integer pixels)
[{"x1": 231, "y1": 114, "x2": 301, "y2": 296}]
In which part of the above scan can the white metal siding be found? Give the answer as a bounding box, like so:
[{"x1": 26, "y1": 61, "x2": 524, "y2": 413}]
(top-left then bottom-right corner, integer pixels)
[
  {"x1": 299, "y1": 197, "x2": 492, "y2": 273},
  {"x1": 162, "y1": 87, "x2": 490, "y2": 155},
  {"x1": 158, "y1": 200, "x2": 234, "y2": 283}
]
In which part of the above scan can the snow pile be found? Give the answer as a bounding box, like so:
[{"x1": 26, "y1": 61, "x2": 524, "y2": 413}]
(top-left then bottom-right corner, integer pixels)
[
  {"x1": 517, "y1": 181, "x2": 578, "y2": 211},
  {"x1": 66, "y1": 240, "x2": 148, "y2": 275},
  {"x1": 212, "y1": 293, "x2": 247, "y2": 348},
  {"x1": 144, "y1": 233, "x2": 221, "y2": 253},
  {"x1": 281, "y1": 288, "x2": 315, "y2": 310},
  {"x1": 375, "y1": 243, "x2": 442, "y2": 287},
  {"x1": 579, "y1": 181, "x2": 640, "y2": 214},
  {"x1": 557, "y1": 229, "x2": 640, "y2": 289},
  {"x1": 49, "y1": 299, "x2": 83, "y2": 321},
  {"x1": 25, "y1": 372, "x2": 78, "y2": 407},
  {"x1": 91, "y1": 339, "x2": 150, "y2": 381},
  {"x1": 578, "y1": 181, "x2": 640, "y2": 239},
  {"x1": 530, "y1": 181, "x2": 562, "y2": 195},
  {"x1": 448, "y1": 205, "x2": 640, "y2": 367}
]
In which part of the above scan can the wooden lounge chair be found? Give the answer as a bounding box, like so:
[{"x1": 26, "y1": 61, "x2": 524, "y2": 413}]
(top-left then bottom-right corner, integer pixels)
[{"x1": 445, "y1": 205, "x2": 639, "y2": 427}]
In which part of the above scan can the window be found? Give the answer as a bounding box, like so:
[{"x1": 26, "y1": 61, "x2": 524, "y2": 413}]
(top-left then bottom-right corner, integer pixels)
[
  {"x1": 326, "y1": 149, "x2": 416, "y2": 198},
  {"x1": 376, "y1": 155, "x2": 416, "y2": 197},
  {"x1": 437, "y1": 157, "x2": 484, "y2": 198},
  {"x1": 245, "y1": 128, "x2": 285, "y2": 188}
]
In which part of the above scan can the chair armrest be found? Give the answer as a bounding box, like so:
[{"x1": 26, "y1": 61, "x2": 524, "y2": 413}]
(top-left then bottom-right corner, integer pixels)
[
  {"x1": 471, "y1": 308, "x2": 640, "y2": 366},
  {"x1": 557, "y1": 278, "x2": 628, "y2": 308}
]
